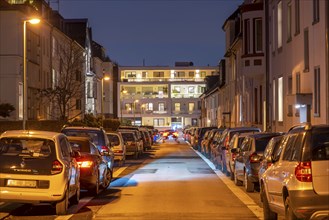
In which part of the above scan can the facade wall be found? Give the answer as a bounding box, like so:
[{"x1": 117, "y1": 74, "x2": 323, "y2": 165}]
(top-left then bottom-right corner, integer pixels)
[{"x1": 268, "y1": 0, "x2": 328, "y2": 132}]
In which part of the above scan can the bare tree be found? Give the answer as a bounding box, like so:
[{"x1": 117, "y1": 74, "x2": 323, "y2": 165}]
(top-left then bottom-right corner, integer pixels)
[{"x1": 40, "y1": 40, "x2": 85, "y2": 121}]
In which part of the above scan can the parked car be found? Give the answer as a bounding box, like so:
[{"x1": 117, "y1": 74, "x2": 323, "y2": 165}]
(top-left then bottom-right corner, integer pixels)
[
  {"x1": 258, "y1": 135, "x2": 284, "y2": 181},
  {"x1": 106, "y1": 131, "x2": 126, "y2": 166},
  {"x1": 120, "y1": 130, "x2": 140, "y2": 159},
  {"x1": 260, "y1": 123, "x2": 329, "y2": 220},
  {"x1": 67, "y1": 136, "x2": 111, "y2": 195},
  {"x1": 196, "y1": 127, "x2": 217, "y2": 152},
  {"x1": 210, "y1": 129, "x2": 225, "y2": 162},
  {"x1": 0, "y1": 130, "x2": 80, "y2": 215},
  {"x1": 214, "y1": 127, "x2": 261, "y2": 175},
  {"x1": 140, "y1": 129, "x2": 152, "y2": 150},
  {"x1": 234, "y1": 132, "x2": 282, "y2": 192},
  {"x1": 226, "y1": 133, "x2": 251, "y2": 180},
  {"x1": 61, "y1": 126, "x2": 114, "y2": 178},
  {"x1": 204, "y1": 128, "x2": 225, "y2": 159},
  {"x1": 118, "y1": 129, "x2": 144, "y2": 156}
]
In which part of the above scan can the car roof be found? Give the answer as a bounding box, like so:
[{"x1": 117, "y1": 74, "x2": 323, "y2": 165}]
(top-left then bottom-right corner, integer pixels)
[
  {"x1": 244, "y1": 132, "x2": 283, "y2": 139},
  {"x1": 62, "y1": 126, "x2": 103, "y2": 131},
  {"x1": 0, "y1": 130, "x2": 61, "y2": 139}
]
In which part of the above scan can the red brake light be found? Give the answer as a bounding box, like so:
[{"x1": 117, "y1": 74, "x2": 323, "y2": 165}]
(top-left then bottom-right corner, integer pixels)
[
  {"x1": 295, "y1": 162, "x2": 312, "y2": 182},
  {"x1": 77, "y1": 161, "x2": 93, "y2": 168},
  {"x1": 101, "y1": 146, "x2": 109, "y2": 152},
  {"x1": 114, "y1": 150, "x2": 123, "y2": 153},
  {"x1": 51, "y1": 160, "x2": 63, "y2": 174}
]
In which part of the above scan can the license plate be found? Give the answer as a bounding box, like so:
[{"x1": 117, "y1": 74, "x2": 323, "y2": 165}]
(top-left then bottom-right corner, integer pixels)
[{"x1": 7, "y1": 179, "x2": 37, "y2": 188}]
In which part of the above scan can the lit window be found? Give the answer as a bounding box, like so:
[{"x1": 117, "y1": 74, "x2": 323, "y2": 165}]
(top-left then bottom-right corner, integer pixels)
[
  {"x1": 314, "y1": 67, "x2": 320, "y2": 116},
  {"x1": 254, "y1": 18, "x2": 262, "y2": 53},
  {"x1": 278, "y1": 77, "x2": 283, "y2": 121},
  {"x1": 174, "y1": 103, "x2": 180, "y2": 111},
  {"x1": 277, "y1": 1, "x2": 282, "y2": 49}
]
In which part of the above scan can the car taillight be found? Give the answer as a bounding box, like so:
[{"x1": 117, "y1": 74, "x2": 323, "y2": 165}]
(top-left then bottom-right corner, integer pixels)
[
  {"x1": 51, "y1": 160, "x2": 63, "y2": 174},
  {"x1": 295, "y1": 161, "x2": 312, "y2": 182},
  {"x1": 249, "y1": 153, "x2": 262, "y2": 163},
  {"x1": 114, "y1": 150, "x2": 123, "y2": 153},
  {"x1": 267, "y1": 162, "x2": 272, "y2": 168},
  {"x1": 77, "y1": 161, "x2": 93, "y2": 168},
  {"x1": 101, "y1": 146, "x2": 109, "y2": 152},
  {"x1": 232, "y1": 153, "x2": 236, "y2": 160}
]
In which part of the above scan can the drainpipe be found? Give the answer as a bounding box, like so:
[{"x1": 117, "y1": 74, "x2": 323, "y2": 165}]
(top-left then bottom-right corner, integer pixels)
[
  {"x1": 264, "y1": 0, "x2": 271, "y2": 131},
  {"x1": 326, "y1": 0, "x2": 329, "y2": 123}
]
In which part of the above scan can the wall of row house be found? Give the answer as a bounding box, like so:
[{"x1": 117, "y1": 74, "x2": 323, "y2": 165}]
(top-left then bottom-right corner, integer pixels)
[{"x1": 201, "y1": 0, "x2": 329, "y2": 132}]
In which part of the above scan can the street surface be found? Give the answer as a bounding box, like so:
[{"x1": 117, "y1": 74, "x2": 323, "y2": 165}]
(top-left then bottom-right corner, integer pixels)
[{"x1": 1, "y1": 138, "x2": 265, "y2": 220}]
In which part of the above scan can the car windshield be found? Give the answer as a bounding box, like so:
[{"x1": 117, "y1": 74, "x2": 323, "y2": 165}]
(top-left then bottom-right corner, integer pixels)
[
  {"x1": 0, "y1": 137, "x2": 54, "y2": 157},
  {"x1": 311, "y1": 128, "x2": 329, "y2": 161}
]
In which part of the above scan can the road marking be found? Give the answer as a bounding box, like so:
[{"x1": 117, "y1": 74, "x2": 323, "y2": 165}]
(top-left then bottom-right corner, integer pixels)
[
  {"x1": 194, "y1": 149, "x2": 263, "y2": 220},
  {"x1": 113, "y1": 166, "x2": 128, "y2": 178}
]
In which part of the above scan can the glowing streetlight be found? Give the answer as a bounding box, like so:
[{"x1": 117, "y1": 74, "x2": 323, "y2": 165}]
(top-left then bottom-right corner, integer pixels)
[
  {"x1": 101, "y1": 76, "x2": 110, "y2": 126},
  {"x1": 23, "y1": 18, "x2": 40, "y2": 130}
]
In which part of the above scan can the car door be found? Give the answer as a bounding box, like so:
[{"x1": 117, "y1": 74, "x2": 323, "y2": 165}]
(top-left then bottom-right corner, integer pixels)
[
  {"x1": 235, "y1": 137, "x2": 250, "y2": 180},
  {"x1": 59, "y1": 136, "x2": 79, "y2": 195}
]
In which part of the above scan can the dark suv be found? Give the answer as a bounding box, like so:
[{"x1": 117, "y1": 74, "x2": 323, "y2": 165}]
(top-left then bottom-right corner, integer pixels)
[
  {"x1": 260, "y1": 123, "x2": 329, "y2": 220},
  {"x1": 61, "y1": 126, "x2": 114, "y2": 179}
]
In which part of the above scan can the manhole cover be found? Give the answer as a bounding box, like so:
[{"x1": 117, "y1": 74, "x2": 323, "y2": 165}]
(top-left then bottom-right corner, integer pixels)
[{"x1": 187, "y1": 168, "x2": 214, "y2": 174}]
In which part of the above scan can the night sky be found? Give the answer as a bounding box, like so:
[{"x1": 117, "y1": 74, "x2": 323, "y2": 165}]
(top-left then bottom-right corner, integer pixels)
[{"x1": 52, "y1": 0, "x2": 243, "y2": 66}]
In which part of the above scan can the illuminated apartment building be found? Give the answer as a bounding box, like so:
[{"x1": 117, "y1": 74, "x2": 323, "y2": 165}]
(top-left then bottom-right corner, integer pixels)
[{"x1": 118, "y1": 63, "x2": 218, "y2": 130}]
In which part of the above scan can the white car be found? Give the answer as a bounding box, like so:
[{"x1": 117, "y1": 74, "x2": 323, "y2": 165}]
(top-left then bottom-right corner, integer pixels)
[
  {"x1": 107, "y1": 131, "x2": 126, "y2": 166},
  {"x1": 0, "y1": 130, "x2": 80, "y2": 215}
]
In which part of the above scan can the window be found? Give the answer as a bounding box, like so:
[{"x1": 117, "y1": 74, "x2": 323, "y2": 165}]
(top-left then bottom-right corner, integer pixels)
[
  {"x1": 174, "y1": 103, "x2": 180, "y2": 111},
  {"x1": 142, "y1": 72, "x2": 147, "y2": 78},
  {"x1": 277, "y1": 1, "x2": 283, "y2": 49},
  {"x1": 287, "y1": 1, "x2": 292, "y2": 41},
  {"x1": 313, "y1": 0, "x2": 320, "y2": 23},
  {"x1": 282, "y1": 134, "x2": 298, "y2": 161},
  {"x1": 87, "y1": 82, "x2": 92, "y2": 98},
  {"x1": 76, "y1": 99, "x2": 81, "y2": 110},
  {"x1": 153, "y1": 71, "x2": 164, "y2": 77},
  {"x1": 304, "y1": 28, "x2": 309, "y2": 71},
  {"x1": 278, "y1": 77, "x2": 283, "y2": 121},
  {"x1": 244, "y1": 19, "x2": 251, "y2": 54},
  {"x1": 60, "y1": 137, "x2": 70, "y2": 158},
  {"x1": 254, "y1": 18, "x2": 262, "y2": 53},
  {"x1": 146, "y1": 103, "x2": 153, "y2": 111},
  {"x1": 295, "y1": 0, "x2": 300, "y2": 35},
  {"x1": 154, "y1": 118, "x2": 165, "y2": 126},
  {"x1": 188, "y1": 72, "x2": 194, "y2": 77},
  {"x1": 296, "y1": 72, "x2": 301, "y2": 93},
  {"x1": 158, "y1": 102, "x2": 165, "y2": 111},
  {"x1": 188, "y1": 103, "x2": 194, "y2": 112},
  {"x1": 288, "y1": 75, "x2": 292, "y2": 94},
  {"x1": 126, "y1": 72, "x2": 136, "y2": 78},
  {"x1": 19, "y1": 83, "x2": 23, "y2": 119},
  {"x1": 273, "y1": 79, "x2": 276, "y2": 121},
  {"x1": 177, "y1": 71, "x2": 185, "y2": 77},
  {"x1": 188, "y1": 86, "x2": 195, "y2": 93},
  {"x1": 173, "y1": 86, "x2": 181, "y2": 93},
  {"x1": 314, "y1": 67, "x2": 320, "y2": 116},
  {"x1": 201, "y1": 71, "x2": 206, "y2": 78},
  {"x1": 272, "y1": 7, "x2": 276, "y2": 52}
]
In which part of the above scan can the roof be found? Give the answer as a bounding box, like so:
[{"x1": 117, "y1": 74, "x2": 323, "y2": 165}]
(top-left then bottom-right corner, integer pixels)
[{"x1": 0, "y1": 130, "x2": 61, "y2": 139}]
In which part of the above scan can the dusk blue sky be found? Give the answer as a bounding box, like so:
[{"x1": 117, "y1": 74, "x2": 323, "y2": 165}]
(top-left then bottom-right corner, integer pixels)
[{"x1": 52, "y1": 0, "x2": 243, "y2": 66}]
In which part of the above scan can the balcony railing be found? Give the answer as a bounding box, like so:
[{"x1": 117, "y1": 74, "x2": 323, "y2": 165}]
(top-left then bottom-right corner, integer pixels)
[{"x1": 121, "y1": 77, "x2": 205, "y2": 82}]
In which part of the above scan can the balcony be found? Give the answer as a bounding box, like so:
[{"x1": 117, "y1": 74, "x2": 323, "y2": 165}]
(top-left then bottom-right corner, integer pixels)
[{"x1": 121, "y1": 77, "x2": 205, "y2": 82}]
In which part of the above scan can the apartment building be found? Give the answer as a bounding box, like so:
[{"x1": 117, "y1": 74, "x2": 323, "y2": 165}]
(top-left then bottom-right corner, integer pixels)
[
  {"x1": 0, "y1": 0, "x2": 113, "y2": 122},
  {"x1": 118, "y1": 63, "x2": 218, "y2": 130},
  {"x1": 267, "y1": 0, "x2": 329, "y2": 132}
]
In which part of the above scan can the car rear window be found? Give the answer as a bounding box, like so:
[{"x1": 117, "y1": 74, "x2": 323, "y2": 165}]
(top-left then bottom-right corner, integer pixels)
[
  {"x1": 311, "y1": 128, "x2": 329, "y2": 161},
  {"x1": 0, "y1": 137, "x2": 55, "y2": 158},
  {"x1": 62, "y1": 130, "x2": 104, "y2": 146},
  {"x1": 108, "y1": 134, "x2": 120, "y2": 145},
  {"x1": 121, "y1": 133, "x2": 135, "y2": 141},
  {"x1": 255, "y1": 137, "x2": 276, "y2": 152},
  {"x1": 68, "y1": 140, "x2": 91, "y2": 153}
]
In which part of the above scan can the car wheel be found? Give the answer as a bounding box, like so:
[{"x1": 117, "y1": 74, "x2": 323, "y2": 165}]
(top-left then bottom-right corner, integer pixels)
[
  {"x1": 285, "y1": 196, "x2": 298, "y2": 220},
  {"x1": 89, "y1": 172, "x2": 100, "y2": 196},
  {"x1": 69, "y1": 182, "x2": 80, "y2": 205},
  {"x1": 234, "y1": 169, "x2": 243, "y2": 186},
  {"x1": 56, "y1": 187, "x2": 69, "y2": 215},
  {"x1": 102, "y1": 168, "x2": 111, "y2": 189},
  {"x1": 244, "y1": 172, "x2": 255, "y2": 192},
  {"x1": 261, "y1": 185, "x2": 277, "y2": 220}
]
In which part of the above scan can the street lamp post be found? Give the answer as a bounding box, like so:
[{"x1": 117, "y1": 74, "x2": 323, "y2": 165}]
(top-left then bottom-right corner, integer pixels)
[
  {"x1": 23, "y1": 18, "x2": 40, "y2": 130},
  {"x1": 101, "y1": 76, "x2": 110, "y2": 126}
]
